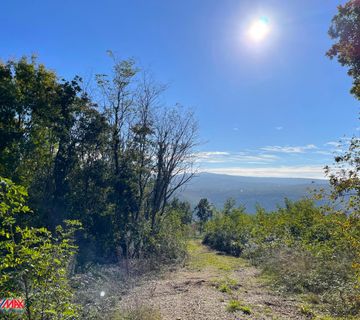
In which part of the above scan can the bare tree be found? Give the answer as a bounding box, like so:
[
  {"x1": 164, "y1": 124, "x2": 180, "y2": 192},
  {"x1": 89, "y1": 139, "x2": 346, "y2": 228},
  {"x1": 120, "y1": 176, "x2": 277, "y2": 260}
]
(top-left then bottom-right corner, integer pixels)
[
  {"x1": 150, "y1": 105, "x2": 198, "y2": 230},
  {"x1": 132, "y1": 73, "x2": 166, "y2": 223}
]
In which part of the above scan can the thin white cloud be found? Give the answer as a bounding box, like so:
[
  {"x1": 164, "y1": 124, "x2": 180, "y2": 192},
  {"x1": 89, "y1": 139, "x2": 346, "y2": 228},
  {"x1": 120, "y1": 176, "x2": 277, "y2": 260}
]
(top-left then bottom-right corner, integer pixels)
[
  {"x1": 325, "y1": 141, "x2": 340, "y2": 147},
  {"x1": 194, "y1": 151, "x2": 231, "y2": 164},
  {"x1": 194, "y1": 138, "x2": 353, "y2": 179},
  {"x1": 261, "y1": 144, "x2": 317, "y2": 153},
  {"x1": 202, "y1": 166, "x2": 325, "y2": 179},
  {"x1": 275, "y1": 126, "x2": 283, "y2": 131},
  {"x1": 196, "y1": 151, "x2": 230, "y2": 157},
  {"x1": 195, "y1": 151, "x2": 278, "y2": 164},
  {"x1": 315, "y1": 150, "x2": 333, "y2": 156}
]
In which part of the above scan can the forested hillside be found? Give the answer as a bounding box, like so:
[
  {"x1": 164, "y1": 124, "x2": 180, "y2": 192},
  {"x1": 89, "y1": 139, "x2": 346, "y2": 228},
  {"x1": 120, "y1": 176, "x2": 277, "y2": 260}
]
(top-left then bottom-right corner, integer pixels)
[{"x1": 179, "y1": 173, "x2": 328, "y2": 212}]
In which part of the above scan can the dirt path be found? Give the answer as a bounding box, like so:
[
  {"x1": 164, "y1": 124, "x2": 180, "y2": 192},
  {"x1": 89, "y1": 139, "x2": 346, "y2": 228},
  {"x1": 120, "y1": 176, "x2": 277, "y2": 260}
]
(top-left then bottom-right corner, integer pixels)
[{"x1": 116, "y1": 241, "x2": 307, "y2": 320}]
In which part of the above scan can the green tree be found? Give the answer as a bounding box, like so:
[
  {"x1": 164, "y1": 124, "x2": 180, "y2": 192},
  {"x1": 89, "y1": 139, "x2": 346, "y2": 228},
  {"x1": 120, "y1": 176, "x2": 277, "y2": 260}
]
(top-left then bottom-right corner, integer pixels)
[
  {"x1": 223, "y1": 198, "x2": 236, "y2": 215},
  {"x1": 195, "y1": 198, "x2": 213, "y2": 231},
  {"x1": 0, "y1": 57, "x2": 97, "y2": 230},
  {"x1": 66, "y1": 107, "x2": 114, "y2": 264},
  {"x1": 0, "y1": 57, "x2": 114, "y2": 263},
  {"x1": 327, "y1": 0, "x2": 360, "y2": 99},
  {"x1": 97, "y1": 57, "x2": 140, "y2": 265},
  {"x1": 0, "y1": 57, "x2": 58, "y2": 185},
  {"x1": 168, "y1": 198, "x2": 193, "y2": 225}
]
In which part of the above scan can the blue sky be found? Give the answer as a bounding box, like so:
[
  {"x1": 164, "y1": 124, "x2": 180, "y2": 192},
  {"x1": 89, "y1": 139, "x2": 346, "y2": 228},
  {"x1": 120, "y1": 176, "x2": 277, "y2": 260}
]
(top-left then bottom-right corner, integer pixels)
[{"x1": 1, "y1": 0, "x2": 359, "y2": 178}]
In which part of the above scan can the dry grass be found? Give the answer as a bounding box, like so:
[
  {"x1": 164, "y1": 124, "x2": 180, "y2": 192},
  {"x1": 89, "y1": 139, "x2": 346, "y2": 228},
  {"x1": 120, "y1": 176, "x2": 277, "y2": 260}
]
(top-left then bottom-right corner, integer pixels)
[{"x1": 113, "y1": 305, "x2": 162, "y2": 320}]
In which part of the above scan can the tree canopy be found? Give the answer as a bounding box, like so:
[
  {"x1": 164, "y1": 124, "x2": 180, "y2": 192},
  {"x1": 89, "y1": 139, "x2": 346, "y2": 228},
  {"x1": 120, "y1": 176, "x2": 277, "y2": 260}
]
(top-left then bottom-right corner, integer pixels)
[{"x1": 328, "y1": 0, "x2": 360, "y2": 99}]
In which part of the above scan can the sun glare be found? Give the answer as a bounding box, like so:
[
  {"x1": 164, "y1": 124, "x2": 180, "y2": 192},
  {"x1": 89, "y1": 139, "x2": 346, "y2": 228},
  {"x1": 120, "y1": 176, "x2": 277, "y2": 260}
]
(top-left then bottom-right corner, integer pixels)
[{"x1": 248, "y1": 17, "x2": 270, "y2": 43}]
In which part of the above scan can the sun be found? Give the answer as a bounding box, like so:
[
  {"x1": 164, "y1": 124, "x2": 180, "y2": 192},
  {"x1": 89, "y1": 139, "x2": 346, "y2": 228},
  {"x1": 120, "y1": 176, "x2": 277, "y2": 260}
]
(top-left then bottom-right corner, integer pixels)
[{"x1": 248, "y1": 17, "x2": 270, "y2": 43}]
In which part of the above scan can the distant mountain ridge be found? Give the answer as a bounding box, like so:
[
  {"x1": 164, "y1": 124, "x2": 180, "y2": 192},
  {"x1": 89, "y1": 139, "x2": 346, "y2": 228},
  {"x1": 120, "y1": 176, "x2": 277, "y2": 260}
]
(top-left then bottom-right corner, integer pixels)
[{"x1": 177, "y1": 172, "x2": 329, "y2": 213}]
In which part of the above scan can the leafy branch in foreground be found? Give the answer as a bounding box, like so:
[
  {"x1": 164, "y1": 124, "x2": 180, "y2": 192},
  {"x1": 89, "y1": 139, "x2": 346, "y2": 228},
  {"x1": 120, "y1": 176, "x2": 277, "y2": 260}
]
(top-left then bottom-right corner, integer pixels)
[{"x1": 0, "y1": 177, "x2": 81, "y2": 319}]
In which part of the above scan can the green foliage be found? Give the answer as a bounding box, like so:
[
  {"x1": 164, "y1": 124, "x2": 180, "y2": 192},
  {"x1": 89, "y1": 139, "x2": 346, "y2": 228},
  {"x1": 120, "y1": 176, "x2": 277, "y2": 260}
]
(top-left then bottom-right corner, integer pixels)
[
  {"x1": 0, "y1": 56, "x2": 197, "y2": 267},
  {"x1": 0, "y1": 55, "x2": 196, "y2": 316},
  {"x1": 323, "y1": 137, "x2": 360, "y2": 282},
  {"x1": 142, "y1": 209, "x2": 189, "y2": 267},
  {"x1": 299, "y1": 304, "x2": 315, "y2": 318},
  {"x1": 327, "y1": 1, "x2": 360, "y2": 99},
  {"x1": 0, "y1": 56, "x2": 58, "y2": 185},
  {"x1": 212, "y1": 276, "x2": 239, "y2": 294},
  {"x1": 239, "y1": 305, "x2": 252, "y2": 315},
  {"x1": 204, "y1": 206, "x2": 253, "y2": 256},
  {"x1": 223, "y1": 198, "x2": 236, "y2": 215},
  {"x1": 226, "y1": 299, "x2": 242, "y2": 312},
  {"x1": 203, "y1": 198, "x2": 360, "y2": 317},
  {"x1": 186, "y1": 240, "x2": 247, "y2": 272},
  {"x1": 226, "y1": 300, "x2": 251, "y2": 314},
  {"x1": 168, "y1": 198, "x2": 193, "y2": 225},
  {"x1": 194, "y1": 198, "x2": 213, "y2": 232},
  {"x1": 0, "y1": 177, "x2": 80, "y2": 319},
  {"x1": 218, "y1": 283, "x2": 231, "y2": 293}
]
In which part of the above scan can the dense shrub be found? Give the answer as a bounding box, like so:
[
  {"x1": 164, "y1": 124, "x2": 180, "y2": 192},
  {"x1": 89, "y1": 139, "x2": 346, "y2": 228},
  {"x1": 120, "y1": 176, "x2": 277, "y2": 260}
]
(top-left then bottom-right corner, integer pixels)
[
  {"x1": 204, "y1": 207, "x2": 253, "y2": 256},
  {"x1": 142, "y1": 209, "x2": 189, "y2": 267}
]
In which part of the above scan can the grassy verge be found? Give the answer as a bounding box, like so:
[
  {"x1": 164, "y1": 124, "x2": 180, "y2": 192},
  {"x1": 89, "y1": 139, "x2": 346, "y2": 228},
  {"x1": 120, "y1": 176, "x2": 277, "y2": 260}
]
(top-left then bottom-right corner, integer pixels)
[{"x1": 186, "y1": 240, "x2": 248, "y2": 272}]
